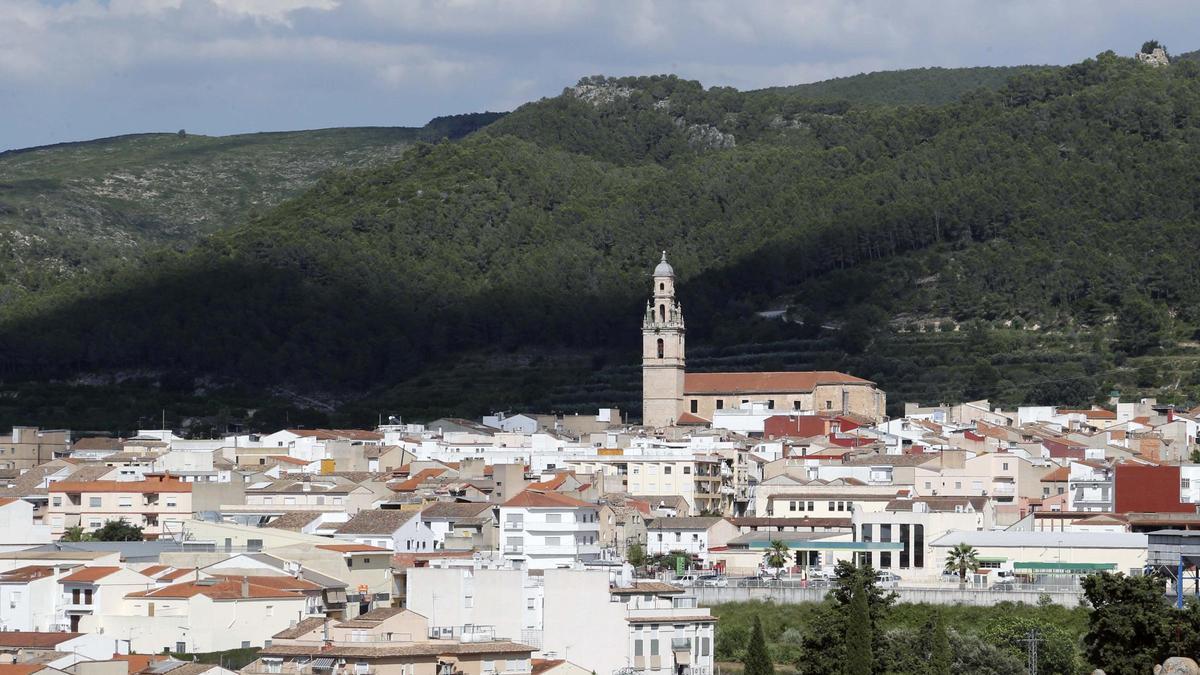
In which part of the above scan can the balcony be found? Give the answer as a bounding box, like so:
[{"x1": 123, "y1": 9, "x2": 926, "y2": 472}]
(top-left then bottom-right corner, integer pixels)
[
  {"x1": 523, "y1": 521, "x2": 599, "y2": 532},
  {"x1": 521, "y1": 544, "x2": 601, "y2": 556},
  {"x1": 504, "y1": 521, "x2": 524, "y2": 531},
  {"x1": 504, "y1": 545, "x2": 524, "y2": 554}
]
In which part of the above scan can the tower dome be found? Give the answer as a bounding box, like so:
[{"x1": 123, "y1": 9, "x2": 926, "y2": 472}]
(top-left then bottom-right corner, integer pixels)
[{"x1": 653, "y1": 251, "x2": 674, "y2": 277}]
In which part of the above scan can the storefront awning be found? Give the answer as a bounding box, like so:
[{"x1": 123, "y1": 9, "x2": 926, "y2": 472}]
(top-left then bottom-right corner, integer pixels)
[
  {"x1": 1014, "y1": 562, "x2": 1115, "y2": 574},
  {"x1": 310, "y1": 659, "x2": 335, "y2": 670}
]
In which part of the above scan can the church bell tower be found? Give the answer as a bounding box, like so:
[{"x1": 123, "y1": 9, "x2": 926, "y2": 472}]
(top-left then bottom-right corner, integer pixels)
[{"x1": 642, "y1": 251, "x2": 686, "y2": 427}]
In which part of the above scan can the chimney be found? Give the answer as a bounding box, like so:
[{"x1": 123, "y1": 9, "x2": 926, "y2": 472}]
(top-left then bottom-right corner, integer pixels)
[{"x1": 241, "y1": 576, "x2": 249, "y2": 598}]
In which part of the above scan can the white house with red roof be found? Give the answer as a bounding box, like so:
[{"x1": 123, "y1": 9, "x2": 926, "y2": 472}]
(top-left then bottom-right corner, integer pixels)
[
  {"x1": 499, "y1": 490, "x2": 600, "y2": 569},
  {"x1": 56, "y1": 566, "x2": 155, "y2": 632},
  {"x1": 84, "y1": 576, "x2": 308, "y2": 653}
]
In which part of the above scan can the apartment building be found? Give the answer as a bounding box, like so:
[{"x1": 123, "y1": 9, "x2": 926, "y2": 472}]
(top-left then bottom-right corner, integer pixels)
[
  {"x1": 852, "y1": 496, "x2": 993, "y2": 578},
  {"x1": 245, "y1": 607, "x2": 534, "y2": 675},
  {"x1": 498, "y1": 491, "x2": 600, "y2": 570},
  {"x1": 46, "y1": 477, "x2": 192, "y2": 537},
  {"x1": 645, "y1": 517, "x2": 739, "y2": 560},
  {"x1": 85, "y1": 576, "x2": 308, "y2": 653},
  {"x1": 1067, "y1": 461, "x2": 1115, "y2": 512},
  {"x1": 57, "y1": 565, "x2": 156, "y2": 631}
]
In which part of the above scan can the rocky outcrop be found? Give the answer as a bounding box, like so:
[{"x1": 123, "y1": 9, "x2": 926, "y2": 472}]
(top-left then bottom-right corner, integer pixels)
[
  {"x1": 1136, "y1": 48, "x2": 1170, "y2": 67},
  {"x1": 674, "y1": 118, "x2": 736, "y2": 150},
  {"x1": 568, "y1": 83, "x2": 635, "y2": 106},
  {"x1": 1155, "y1": 657, "x2": 1200, "y2": 675}
]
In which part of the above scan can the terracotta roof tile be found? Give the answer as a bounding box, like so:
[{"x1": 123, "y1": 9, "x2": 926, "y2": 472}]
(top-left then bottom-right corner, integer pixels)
[
  {"x1": 0, "y1": 632, "x2": 83, "y2": 648},
  {"x1": 0, "y1": 566, "x2": 58, "y2": 582},
  {"x1": 58, "y1": 566, "x2": 122, "y2": 583},
  {"x1": 683, "y1": 371, "x2": 872, "y2": 394},
  {"x1": 501, "y1": 490, "x2": 593, "y2": 509},
  {"x1": 126, "y1": 578, "x2": 303, "y2": 600}
]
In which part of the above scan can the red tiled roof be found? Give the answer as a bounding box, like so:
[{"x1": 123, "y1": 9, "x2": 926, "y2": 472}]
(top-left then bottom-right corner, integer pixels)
[
  {"x1": 1040, "y1": 466, "x2": 1070, "y2": 482},
  {"x1": 0, "y1": 566, "x2": 57, "y2": 582},
  {"x1": 0, "y1": 665, "x2": 50, "y2": 675},
  {"x1": 158, "y1": 568, "x2": 197, "y2": 581},
  {"x1": 49, "y1": 479, "x2": 191, "y2": 494},
  {"x1": 0, "y1": 631, "x2": 83, "y2": 648},
  {"x1": 316, "y1": 544, "x2": 390, "y2": 553},
  {"x1": 0, "y1": 497, "x2": 17, "y2": 507},
  {"x1": 675, "y1": 412, "x2": 710, "y2": 426},
  {"x1": 110, "y1": 654, "x2": 168, "y2": 674},
  {"x1": 126, "y1": 579, "x2": 303, "y2": 600},
  {"x1": 139, "y1": 565, "x2": 169, "y2": 577},
  {"x1": 502, "y1": 490, "x2": 594, "y2": 509},
  {"x1": 210, "y1": 575, "x2": 322, "y2": 591},
  {"x1": 389, "y1": 468, "x2": 446, "y2": 492},
  {"x1": 527, "y1": 473, "x2": 572, "y2": 490},
  {"x1": 531, "y1": 660, "x2": 565, "y2": 675},
  {"x1": 1059, "y1": 409, "x2": 1117, "y2": 420},
  {"x1": 683, "y1": 371, "x2": 872, "y2": 394},
  {"x1": 58, "y1": 566, "x2": 122, "y2": 583},
  {"x1": 269, "y1": 455, "x2": 310, "y2": 466}
]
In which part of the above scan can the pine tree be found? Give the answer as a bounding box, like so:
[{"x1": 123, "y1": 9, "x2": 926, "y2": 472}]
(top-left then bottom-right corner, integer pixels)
[
  {"x1": 743, "y1": 615, "x2": 774, "y2": 675},
  {"x1": 928, "y1": 611, "x2": 952, "y2": 675},
  {"x1": 844, "y1": 578, "x2": 873, "y2": 675}
]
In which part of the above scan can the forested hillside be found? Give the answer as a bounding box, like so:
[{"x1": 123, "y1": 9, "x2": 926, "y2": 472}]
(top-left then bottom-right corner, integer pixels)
[
  {"x1": 0, "y1": 113, "x2": 501, "y2": 302},
  {"x1": 2, "y1": 52, "x2": 1200, "y2": 430},
  {"x1": 757, "y1": 65, "x2": 1047, "y2": 105}
]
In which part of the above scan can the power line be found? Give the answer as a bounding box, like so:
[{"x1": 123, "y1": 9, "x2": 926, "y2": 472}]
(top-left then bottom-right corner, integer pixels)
[{"x1": 1017, "y1": 628, "x2": 1042, "y2": 675}]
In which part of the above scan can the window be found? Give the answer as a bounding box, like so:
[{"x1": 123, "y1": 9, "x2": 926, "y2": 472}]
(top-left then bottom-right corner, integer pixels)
[
  {"x1": 825, "y1": 400, "x2": 833, "y2": 410},
  {"x1": 1043, "y1": 487, "x2": 1051, "y2": 497},
  {"x1": 664, "y1": 466, "x2": 672, "y2": 475},
  {"x1": 247, "y1": 538, "x2": 263, "y2": 552},
  {"x1": 692, "y1": 533, "x2": 699, "y2": 542},
  {"x1": 52, "y1": 497, "x2": 62, "y2": 507},
  {"x1": 659, "y1": 305, "x2": 666, "y2": 322},
  {"x1": 656, "y1": 338, "x2": 664, "y2": 358},
  {"x1": 545, "y1": 536, "x2": 560, "y2": 546},
  {"x1": 828, "y1": 501, "x2": 835, "y2": 511},
  {"x1": 166, "y1": 497, "x2": 176, "y2": 508},
  {"x1": 483, "y1": 660, "x2": 495, "y2": 674},
  {"x1": 675, "y1": 533, "x2": 681, "y2": 542},
  {"x1": 690, "y1": 400, "x2": 698, "y2": 414},
  {"x1": 1002, "y1": 462, "x2": 1009, "y2": 471},
  {"x1": 899, "y1": 523, "x2": 911, "y2": 569},
  {"x1": 797, "y1": 501, "x2": 805, "y2": 512},
  {"x1": 789, "y1": 501, "x2": 797, "y2": 512},
  {"x1": 913, "y1": 525, "x2": 925, "y2": 568},
  {"x1": 716, "y1": 400, "x2": 724, "y2": 410},
  {"x1": 119, "y1": 497, "x2": 132, "y2": 507},
  {"x1": 464, "y1": 595, "x2": 474, "y2": 608},
  {"x1": 89, "y1": 497, "x2": 102, "y2": 507},
  {"x1": 266, "y1": 605, "x2": 274, "y2": 616},
  {"x1": 767, "y1": 400, "x2": 775, "y2": 409},
  {"x1": 924, "y1": 481, "x2": 931, "y2": 490},
  {"x1": 701, "y1": 637, "x2": 710, "y2": 657},
  {"x1": 650, "y1": 640, "x2": 660, "y2": 656},
  {"x1": 657, "y1": 533, "x2": 663, "y2": 542},
  {"x1": 1185, "y1": 479, "x2": 1192, "y2": 489},
  {"x1": 176, "y1": 642, "x2": 187, "y2": 654},
  {"x1": 954, "y1": 481, "x2": 962, "y2": 490},
  {"x1": 808, "y1": 501, "x2": 814, "y2": 511},
  {"x1": 634, "y1": 641, "x2": 644, "y2": 657},
  {"x1": 527, "y1": 598, "x2": 536, "y2": 610},
  {"x1": 546, "y1": 513, "x2": 562, "y2": 524},
  {"x1": 836, "y1": 501, "x2": 844, "y2": 512},
  {"x1": 683, "y1": 466, "x2": 691, "y2": 475},
  {"x1": 241, "y1": 641, "x2": 251, "y2": 649},
  {"x1": 793, "y1": 401, "x2": 802, "y2": 410}
]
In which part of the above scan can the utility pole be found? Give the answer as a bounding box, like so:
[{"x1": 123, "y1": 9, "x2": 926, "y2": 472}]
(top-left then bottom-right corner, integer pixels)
[{"x1": 1017, "y1": 628, "x2": 1042, "y2": 675}]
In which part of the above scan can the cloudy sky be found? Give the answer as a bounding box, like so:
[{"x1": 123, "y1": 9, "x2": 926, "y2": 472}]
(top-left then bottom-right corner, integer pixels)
[{"x1": 1, "y1": 0, "x2": 1198, "y2": 151}]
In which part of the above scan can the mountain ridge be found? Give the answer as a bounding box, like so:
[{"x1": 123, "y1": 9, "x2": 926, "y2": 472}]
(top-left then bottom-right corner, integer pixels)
[{"x1": 3, "y1": 54, "x2": 1199, "y2": 431}]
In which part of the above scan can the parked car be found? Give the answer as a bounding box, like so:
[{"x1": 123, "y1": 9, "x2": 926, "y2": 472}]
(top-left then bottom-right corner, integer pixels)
[
  {"x1": 875, "y1": 571, "x2": 902, "y2": 588},
  {"x1": 697, "y1": 574, "x2": 728, "y2": 587},
  {"x1": 674, "y1": 573, "x2": 700, "y2": 586}
]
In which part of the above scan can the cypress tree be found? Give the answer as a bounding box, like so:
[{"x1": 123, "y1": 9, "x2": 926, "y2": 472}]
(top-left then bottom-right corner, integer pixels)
[
  {"x1": 928, "y1": 610, "x2": 952, "y2": 675},
  {"x1": 743, "y1": 614, "x2": 774, "y2": 675},
  {"x1": 844, "y1": 579, "x2": 873, "y2": 675}
]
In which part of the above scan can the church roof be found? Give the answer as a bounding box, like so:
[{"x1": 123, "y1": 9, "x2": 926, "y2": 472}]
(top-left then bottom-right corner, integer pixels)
[
  {"x1": 653, "y1": 251, "x2": 674, "y2": 277},
  {"x1": 683, "y1": 371, "x2": 873, "y2": 395}
]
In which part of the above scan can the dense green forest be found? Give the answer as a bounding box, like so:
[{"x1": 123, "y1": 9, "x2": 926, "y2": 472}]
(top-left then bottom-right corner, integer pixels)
[
  {"x1": 0, "y1": 113, "x2": 501, "y2": 302},
  {"x1": 2, "y1": 51, "x2": 1200, "y2": 431}
]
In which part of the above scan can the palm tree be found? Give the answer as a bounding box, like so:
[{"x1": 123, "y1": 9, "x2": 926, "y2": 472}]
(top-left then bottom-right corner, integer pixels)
[
  {"x1": 765, "y1": 539, "x2": 790, "y2": 578},
  {"x1": 944, "y1": 542, "x2": 980, "y2": 584}
]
